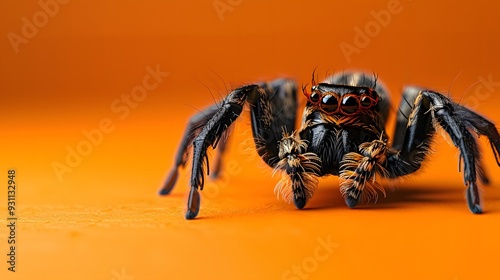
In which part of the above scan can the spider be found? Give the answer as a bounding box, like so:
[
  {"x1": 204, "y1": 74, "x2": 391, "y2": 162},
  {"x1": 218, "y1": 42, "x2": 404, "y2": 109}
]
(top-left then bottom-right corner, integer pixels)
[{"x1": 160, "y1": 72, "x2": 500, "y2": 219}]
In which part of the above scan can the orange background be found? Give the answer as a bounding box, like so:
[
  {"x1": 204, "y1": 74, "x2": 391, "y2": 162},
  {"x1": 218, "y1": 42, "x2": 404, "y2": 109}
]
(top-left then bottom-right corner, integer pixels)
[{"x1": 1, "y1": 0, "x2": 500, "y2": 279}]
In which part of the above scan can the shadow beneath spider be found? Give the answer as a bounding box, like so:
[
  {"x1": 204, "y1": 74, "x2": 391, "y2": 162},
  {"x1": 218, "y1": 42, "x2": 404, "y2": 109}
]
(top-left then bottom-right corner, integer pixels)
[{"x1": 306, "y1": 183, "x2": 467, "y2": 211}]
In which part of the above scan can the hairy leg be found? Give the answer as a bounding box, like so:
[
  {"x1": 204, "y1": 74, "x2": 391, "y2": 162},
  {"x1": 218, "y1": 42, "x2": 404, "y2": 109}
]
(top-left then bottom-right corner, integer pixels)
[
  {"x1": 159, "y1": 104, "x2": 220, "y2": 195},
  {"x1": 274, "y1": 132, "x2": 321, "y2": 209},
  {"x1": 388, "y1": 89, "x2": 500, "y2": 213},
  {"x1": 339, "y1": 138, "x2": 389, "y2": 208},
  {"x1": 164, "y1": 79, "x2": 299, "y2": 219}
]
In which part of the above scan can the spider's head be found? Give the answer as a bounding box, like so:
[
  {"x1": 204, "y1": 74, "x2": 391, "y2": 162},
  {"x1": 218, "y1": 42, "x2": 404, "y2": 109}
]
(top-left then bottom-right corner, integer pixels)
[{"x1": 302, "y1": 83, "x2": 379, "y2": 116}]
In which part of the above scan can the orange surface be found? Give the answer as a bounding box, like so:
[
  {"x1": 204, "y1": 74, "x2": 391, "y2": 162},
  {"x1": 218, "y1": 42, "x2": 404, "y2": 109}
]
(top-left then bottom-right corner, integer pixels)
[{"x1": 1, "y1": 0, "x2": 500, "y2": 279}]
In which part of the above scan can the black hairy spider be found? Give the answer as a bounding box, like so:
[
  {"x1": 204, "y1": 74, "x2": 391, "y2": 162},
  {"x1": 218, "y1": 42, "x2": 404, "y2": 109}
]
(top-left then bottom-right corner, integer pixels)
[{"x1": 160, "y1": 72, "x2": 500, "y2": 219}]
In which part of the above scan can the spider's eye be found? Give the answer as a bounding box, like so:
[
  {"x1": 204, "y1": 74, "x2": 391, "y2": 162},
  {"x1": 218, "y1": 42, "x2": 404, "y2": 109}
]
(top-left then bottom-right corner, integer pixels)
[
  {"x1": 360, "y1": 96, "x2": 372, "y2": 107},
  {"x1": 341, "y1": 96, "x2": 359, "y2": 114},
  {"x1": 321, "y1": 95, "x2": 338, "y2": 113},
  {"x1": 309, "y1": 91, "x2": 320, "y2": 103}
]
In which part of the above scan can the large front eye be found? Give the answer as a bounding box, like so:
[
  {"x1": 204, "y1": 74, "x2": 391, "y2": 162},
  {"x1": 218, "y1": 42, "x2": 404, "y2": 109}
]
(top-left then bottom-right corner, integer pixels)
[
  {"x1": 309, "y1": 91, "x2": 320, "y2": 104},
  {"x1": 341, "y1": 96, "x2": 359, "y2": 114},
  {"x1": 360, "y1": 96, "x2": 372, "y2": 107},
  {"x1": 321, "y1": 95, "x2": 338, "y2": 113}
]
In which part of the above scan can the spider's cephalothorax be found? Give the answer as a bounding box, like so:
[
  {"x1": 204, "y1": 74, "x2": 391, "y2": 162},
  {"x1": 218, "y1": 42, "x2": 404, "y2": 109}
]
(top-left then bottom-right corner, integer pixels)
[{"x1": 160, "y1": 72, "x2": 500, "y2": 219}]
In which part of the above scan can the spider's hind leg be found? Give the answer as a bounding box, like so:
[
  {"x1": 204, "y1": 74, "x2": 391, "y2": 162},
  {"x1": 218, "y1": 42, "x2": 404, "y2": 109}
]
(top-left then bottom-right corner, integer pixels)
[
  {"x1": 159, "y1": 104, "x2": 221, "y2": 195},
  {"x1": 392, "y1": 86, "x2": 427, "y2": 151},
  {"x1": 391, "y1": 85, "x2": 492, "y2": 185},
  {"x1": 452, "y1": 103, "x2": 500, "y2": 184},
  {"x1": 387, "y1": 89, "x2": 500, "y2": 214}
]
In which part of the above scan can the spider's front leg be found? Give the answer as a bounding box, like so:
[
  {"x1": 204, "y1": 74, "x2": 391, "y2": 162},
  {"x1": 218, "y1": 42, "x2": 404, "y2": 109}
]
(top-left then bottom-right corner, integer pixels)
[
  {"x1": 164, "y1": 79, "x2": 298, "y2": 219},
  {"x1": 388, "y1": 88, "x2": 500, "y2": 214},
  {"x1": 159, "y1": 104, "x2": 224, "y2": 195},
  {"x1": 339, "y1": 138, "x2": 389, "y2": 208},
  {"x1": 274, "y1": 133, "x2": 321, "y2": 209},
  {"x1": 183, "y1": 86, "x2": 254, "y2": 219}
]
